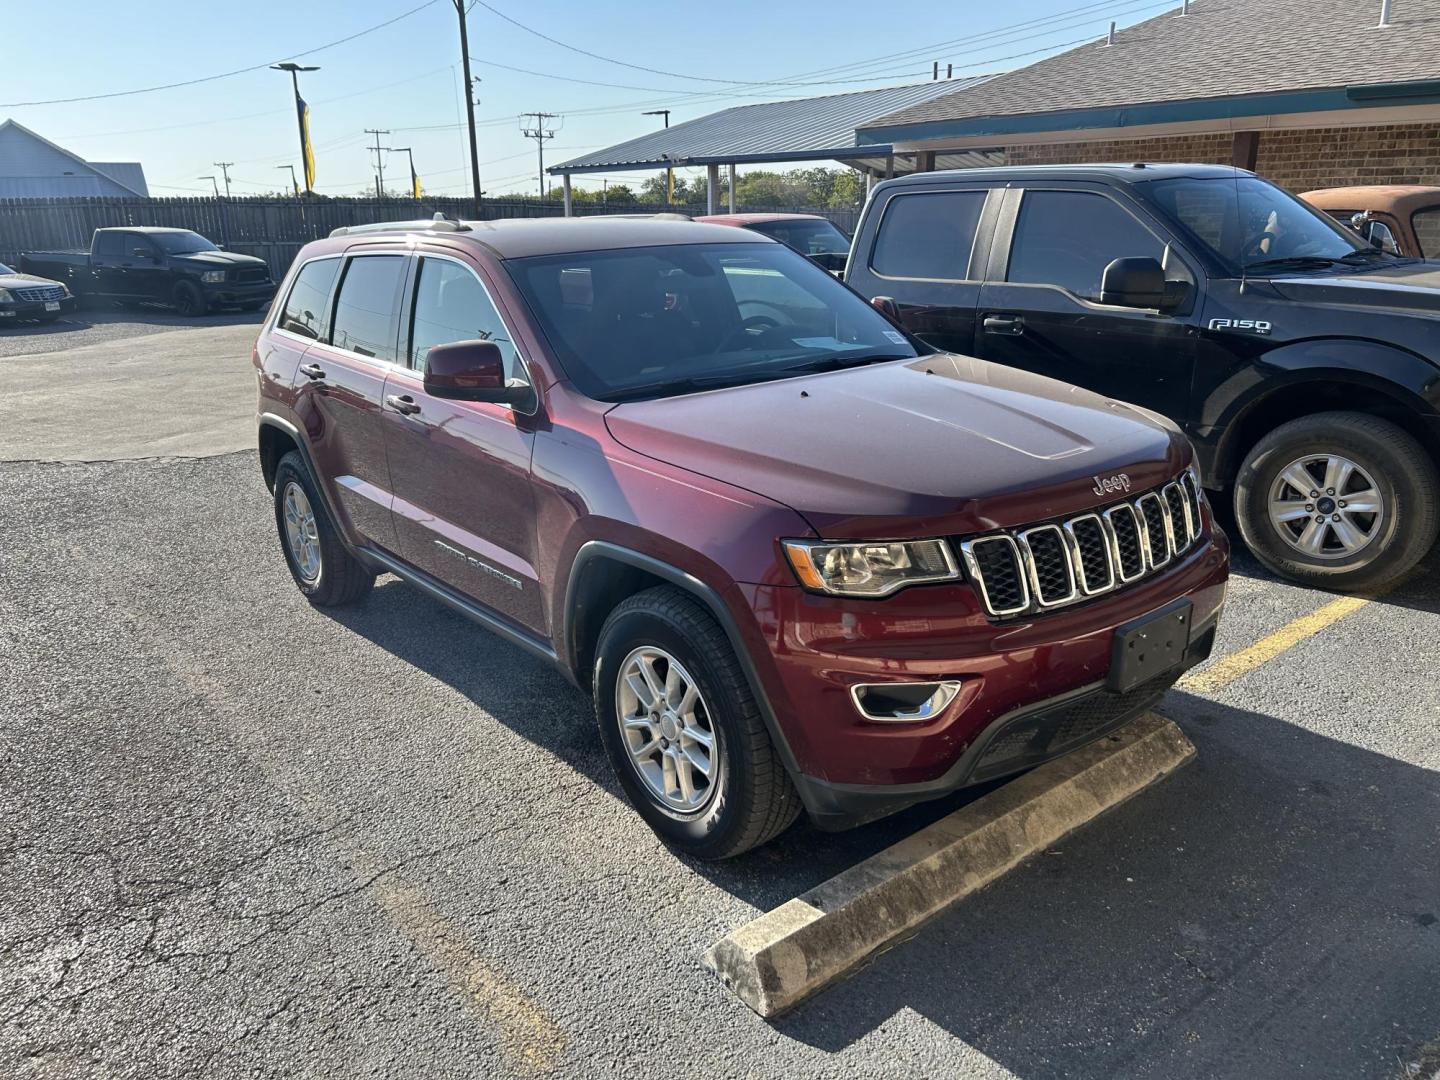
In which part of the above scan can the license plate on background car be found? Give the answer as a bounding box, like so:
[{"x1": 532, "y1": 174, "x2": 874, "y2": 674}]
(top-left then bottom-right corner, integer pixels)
[
  {"x1": 44, "y1": 301, "x2": 60, "y2": 311},
  {"x1": 1108, "y1": 598, "x2": 1192, "y2": 693}
]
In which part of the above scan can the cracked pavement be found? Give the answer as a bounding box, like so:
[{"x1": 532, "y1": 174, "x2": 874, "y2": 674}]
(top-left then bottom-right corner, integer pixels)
[{"x1": 2, "y1": 316, "x2": 1438, "y2": 1078}]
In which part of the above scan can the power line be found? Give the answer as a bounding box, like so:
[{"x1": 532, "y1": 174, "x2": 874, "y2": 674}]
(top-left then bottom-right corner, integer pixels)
[{"x1": 1, "y1": 0, "x2": 444, "y2": 107}]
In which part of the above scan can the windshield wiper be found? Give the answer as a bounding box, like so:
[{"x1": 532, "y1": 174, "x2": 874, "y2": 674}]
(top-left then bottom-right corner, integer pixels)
[
  {"x1": 1244, "y1": 256, "x2": 1346, "y2": 272},
  {"x1": 779, "y1": 353, "x2": 912, "y2": 375}
]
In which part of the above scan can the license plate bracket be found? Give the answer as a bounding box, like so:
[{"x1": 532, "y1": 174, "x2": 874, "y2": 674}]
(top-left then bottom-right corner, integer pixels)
[{"x1": 1109, "y1": 598, "x2": 1192, "y2": 693}]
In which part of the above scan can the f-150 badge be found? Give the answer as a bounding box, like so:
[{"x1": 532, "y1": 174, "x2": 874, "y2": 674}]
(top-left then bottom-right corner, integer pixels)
[{"x1": 1208, "y1": 318, "x2": 1272, "y2": 334}]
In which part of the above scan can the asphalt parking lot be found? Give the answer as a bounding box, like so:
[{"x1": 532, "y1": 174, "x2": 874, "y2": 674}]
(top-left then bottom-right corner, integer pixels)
[{"x1": 2, "y1": 314, "x2": 1438, "y2": 1079}]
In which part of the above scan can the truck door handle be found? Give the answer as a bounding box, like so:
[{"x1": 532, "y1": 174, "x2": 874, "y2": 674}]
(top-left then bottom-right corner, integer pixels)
[
  {"x1": 298, "y1": 363, "x2": 326, "y2": 380},
  {"x1": 385, "y1": 394, "x2": 421, "y2": 416},
  {"x1": 983, "y1": 314, "x2": 1025, "y2": 336}
]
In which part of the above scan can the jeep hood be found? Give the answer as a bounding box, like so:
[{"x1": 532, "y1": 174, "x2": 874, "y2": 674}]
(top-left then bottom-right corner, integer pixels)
[
  {"x1": 1269, "y1": 261, "x2": 1440, "y2": 315},
  {"x1": 604, "y1": 353, "x2": 1190, "y2": 538}
]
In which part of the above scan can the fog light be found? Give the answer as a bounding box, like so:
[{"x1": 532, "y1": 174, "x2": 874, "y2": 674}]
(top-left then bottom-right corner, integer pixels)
[{"x1": 850, "y1": 680, "x2": 962, "y2": 723}]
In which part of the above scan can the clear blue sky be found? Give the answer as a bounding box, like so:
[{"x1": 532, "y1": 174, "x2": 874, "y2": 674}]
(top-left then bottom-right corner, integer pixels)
[{"x1": 5, "y1": 0, "x2": 1173, "y2": 198}]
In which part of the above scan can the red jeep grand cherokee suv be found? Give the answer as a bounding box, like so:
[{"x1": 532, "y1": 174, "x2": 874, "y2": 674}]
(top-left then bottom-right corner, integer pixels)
[{"x1": 254, "y1": 215, "x2": 1228, "y2": 858}]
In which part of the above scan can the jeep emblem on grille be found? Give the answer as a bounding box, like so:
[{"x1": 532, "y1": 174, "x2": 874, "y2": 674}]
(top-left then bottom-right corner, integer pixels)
[{"x1": 1092, "y1": 472, "x2": 1132, "y2": 498}]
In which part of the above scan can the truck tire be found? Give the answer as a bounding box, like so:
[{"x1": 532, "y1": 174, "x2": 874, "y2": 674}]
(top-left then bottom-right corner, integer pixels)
[
  {"x1": 1234, "y1": 411, "x2": 1438, "y2": 591},
  {"x1": 272, "y1": 451, "x2": 375, "y2": 607},
  {"x1": 593, "y1": 586, "x2": 801, "y2": 859},
  {"x1": 172, "y1": 281, "x2": 208, "y2": 317}
]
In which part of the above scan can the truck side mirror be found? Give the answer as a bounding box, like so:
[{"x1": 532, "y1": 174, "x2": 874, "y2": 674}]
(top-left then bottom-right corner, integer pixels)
[
  {"x1": 1100, "y1": 257, "x2": 1165, "y2": 309},
  {"x1": 870, "y1": 295, "x2": 902, "y2": 325}
]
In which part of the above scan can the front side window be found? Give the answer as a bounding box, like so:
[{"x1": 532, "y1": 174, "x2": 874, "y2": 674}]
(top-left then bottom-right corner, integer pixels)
[
  {"x1": 94, "y1": 232, "x2": 124, "y2": 257},
  {"x1": 408, "y1": 257, "x2": 525, "y2": 385},
  {"x1": 330, "y1": 255, "x2": 405, "y2": 362},
  {"x1": 508, "y1": 241, "x2": 921, "y2": 401},
  {"x1": 1142, "y1": 175, "x2": 1371, "y2": 272},
  {"x1": 279, "y1": 257, "x2": 340, "y2": 340},
  {"x1": 1008, "y1": 190, "x2": 1170, "y2": 301},
  {"x1": 871, "y1": 191, "x2": 986, "y2": 281},
  {"x1": 1412, "y1": 206, "x2": 1440, "y2": 258}
]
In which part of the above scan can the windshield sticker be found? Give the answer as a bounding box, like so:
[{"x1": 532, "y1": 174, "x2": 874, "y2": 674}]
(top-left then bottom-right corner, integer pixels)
[
  {"x1": 883, "y1": 330, "x2": 908, "y2": 345},
  {"x1": 793, "y1": 337, "x2": 868, "y2": 351}
]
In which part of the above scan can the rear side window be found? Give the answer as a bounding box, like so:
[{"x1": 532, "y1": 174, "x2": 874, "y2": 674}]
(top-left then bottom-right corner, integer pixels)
[
  {"x1": 1008, "y1": 190, "x2": 1167, "y2": 301},
  {"x1": 871, "y1": 191, "x2": 986, "y2": 281},
  {"x1": 330, "y1": 255, "x2": 406, "y2": 362},
  {"x1": 408, "y1": 257, "x2": 525, "y2": 384},
  {"x1": 94, "y1": 232, "x2": 123, "y2": 257},
  {"x1": 1413, "y1": 207, "x2": 1440, "y2": 258},
  {"x1": 279, "y1": 257, "x2": 340, "y2": 340}
]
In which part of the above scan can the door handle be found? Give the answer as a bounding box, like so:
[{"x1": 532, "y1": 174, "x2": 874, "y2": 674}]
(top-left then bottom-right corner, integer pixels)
[
  {"x1": 983, "y1": 314, "x2": 1025, "y2": 336},
  {"x1": 385, "y1": 393, "x2": 421, "y2": 416},
  {"x1": 298, "y1": 363, "x2": 326, "y2": 380}
]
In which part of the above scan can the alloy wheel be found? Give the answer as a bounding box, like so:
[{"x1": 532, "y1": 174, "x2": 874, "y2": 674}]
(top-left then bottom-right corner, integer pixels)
[
  {"x1": 1267, "y1": 453, "x2": 1384, "y2": 560},
  {"x1": 282, "y1": 481, "x2": 323, "y2": 583},
  {"x1": 615, "y1": 646, "x2": 718, "y2": 814}
]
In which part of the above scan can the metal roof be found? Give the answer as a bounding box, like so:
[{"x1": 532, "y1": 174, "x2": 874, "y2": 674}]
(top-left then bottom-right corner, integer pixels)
[
  {"x1": 862, "y1": 0, "x2": 1440, "y2": 137},
  {"x1": 549, "y1": 79, "x2": 991, "y2": 175}
]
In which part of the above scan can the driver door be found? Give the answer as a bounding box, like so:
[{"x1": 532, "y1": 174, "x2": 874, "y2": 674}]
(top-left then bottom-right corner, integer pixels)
[{"x1": 974, "y1": 186, "x2": 1201, "y2": 422}]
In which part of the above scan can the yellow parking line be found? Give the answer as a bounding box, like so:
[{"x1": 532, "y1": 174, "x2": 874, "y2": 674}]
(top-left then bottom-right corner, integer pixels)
[{"x1": 1179, "y1": 594, "x2": 1370, "y2": 694}]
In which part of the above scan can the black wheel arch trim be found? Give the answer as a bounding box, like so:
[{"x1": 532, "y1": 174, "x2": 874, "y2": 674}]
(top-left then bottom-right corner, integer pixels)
[{"x1": 562, "y1": 540, "x2": 812, "y2": 805}]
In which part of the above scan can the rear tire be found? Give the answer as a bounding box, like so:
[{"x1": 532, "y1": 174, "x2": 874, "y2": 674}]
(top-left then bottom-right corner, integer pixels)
[
  {"x1": 172, "y1": 281, "x2": 208, "y2": 317},
  {"x1": 1234, "y1": 410, "x2": 1438, "y2": 591},
  {"x1": 593, "y1": 586, "x2": 800, "y2": 859},
  {"x1": 273, "y1": 451, "x2": 375, "y2": 607}
]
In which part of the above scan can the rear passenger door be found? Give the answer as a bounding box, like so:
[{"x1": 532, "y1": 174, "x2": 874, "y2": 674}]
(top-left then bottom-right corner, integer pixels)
[
  {"x1": 975, "y1": 185, "x2": 1200, "y2": 421},
  {"x1": 846, "y1": 187, "x2": 995, "y2": 356},
  {"x1": 292, "y1": 251, "x2": 407, "y2": 547},
  {"x1": 379, "y1": 250, "x2": 545, "y2": 634}
]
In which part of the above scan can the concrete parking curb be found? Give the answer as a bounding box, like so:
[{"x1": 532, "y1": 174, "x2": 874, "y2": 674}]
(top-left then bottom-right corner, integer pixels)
[{"x1": 704, "y1": 712, "x2": 1195, "y2": 1017}]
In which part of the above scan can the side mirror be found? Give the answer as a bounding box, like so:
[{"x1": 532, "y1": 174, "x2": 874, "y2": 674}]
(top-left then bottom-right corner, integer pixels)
[
  {"x1": 870, "y1": 295, "x2": 902, "y2": 325},
  {"x1": 423, "y1": 339, "x2": 531, "y2": 407},
  {"x1": 1100, "y1": 257, "x2": 1165, "y2": 309}
]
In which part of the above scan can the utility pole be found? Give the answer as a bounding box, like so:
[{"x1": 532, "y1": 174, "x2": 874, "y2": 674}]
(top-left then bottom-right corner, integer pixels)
[
  {"x1": 271, "y1": 63, "x2": 319, "y2": 195},
  {"x1": 213, "y1": 162, "x2": 233, "y2": 199},
  {"x1": 642, "y1": 109, "x2": 672, "y2": 204},
  {"x1": 277, "y1": 165, "x2": 299, "y2": 197},
  {"x1": 365, "y1": 129, "x2": 390, "y2": 200},
  {"x1": 391, "y1": 147, "x2": 419, "y2": 199},
  {"x1": 602, "y1": 179, "x2": 608, "y2": 207},
  {"x1": 519, "y1": 112, "x2": 559, "y2": 200},
  {"x1": 454, "y1": 0, "x2": 484, "y2": 216}
]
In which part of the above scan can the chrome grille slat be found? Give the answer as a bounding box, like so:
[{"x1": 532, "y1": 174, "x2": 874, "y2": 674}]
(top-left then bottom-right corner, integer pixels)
[
  {"x1": 960, "y1": 476, "x2": 1205, "y2": 618},
  {"x1": 15, "y1": 285, "x2": 65, "y2": 302}
]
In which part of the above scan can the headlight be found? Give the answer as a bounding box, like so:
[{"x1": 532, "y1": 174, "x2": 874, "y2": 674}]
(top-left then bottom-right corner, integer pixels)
[
  {"x1": 783, "y1": 538, "x2": 960, "y2": 597},
  {"x1": 0, "y1": 288, "x2": 11, "y2": 302},
  {"x1": 201, "y1": 270, "x2": 226, "y2": 284}
]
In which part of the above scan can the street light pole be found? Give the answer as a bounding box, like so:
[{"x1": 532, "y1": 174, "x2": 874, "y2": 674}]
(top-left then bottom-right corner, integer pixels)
[
  {"x1": 271, "y1": 63, "x2": 319, "y2": 195},
  {"x1": 277, "y1": 165, "x2": 299, "y2": 197},
  {"x1": 454, "y1": 0, "x2": 483, "y2": 217},
  {"x1": 643, "y1": 109, "x2": 672, "y2": 205},
  {"x1": 198, "y1": 175, "x2": 220, "y2": 198},
  {"x1": 391, "y1": 147, "x2": 419, "y2": 199}
]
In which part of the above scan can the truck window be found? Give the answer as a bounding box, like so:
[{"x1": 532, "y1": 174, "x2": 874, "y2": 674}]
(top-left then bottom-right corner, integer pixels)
[
  {"x1": 1008, "y1": 191, "x2": 1168, "y2": 301},
  {"x1": 871, "y1": 191, "x2": 985, "y2": 281},
  {"x1": 408, "y1": 256, "x2": 526, "y2": 385},
  {"x1": 1413, "y1": 207, "x2": 1440, "y2": 258},
  {"x1": 279, "y1": 257, "x2": 341, "y2": 341},
  {"x1": 330, "y1": 255, "x2": 405, "y2": 362},
  {"x1": 94, "y1": 232, "x2": 123, "y2": 258}
]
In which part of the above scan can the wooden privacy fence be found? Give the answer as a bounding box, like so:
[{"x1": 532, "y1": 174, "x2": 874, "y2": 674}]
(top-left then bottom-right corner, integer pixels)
[{"x1": 0, "y1": 196, "x2": 861, "y2": 279}]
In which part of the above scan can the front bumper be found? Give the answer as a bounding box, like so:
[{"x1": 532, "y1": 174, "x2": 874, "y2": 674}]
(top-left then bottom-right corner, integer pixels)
[
  {"x1": 200, "y1": 280, "x2": 276, "y2": 306},
  {"x1": 0, "y1": 295, "x2": 76, "y2": 320},
  {"x1": 740, "y1": 527, "x2": 1229, "y2": 828}
]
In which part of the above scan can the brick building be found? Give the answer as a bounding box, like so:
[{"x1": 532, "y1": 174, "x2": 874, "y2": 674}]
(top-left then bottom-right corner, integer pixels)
[{"x1": 858, "y1": 0, "x2": 1440, "y2": 192}]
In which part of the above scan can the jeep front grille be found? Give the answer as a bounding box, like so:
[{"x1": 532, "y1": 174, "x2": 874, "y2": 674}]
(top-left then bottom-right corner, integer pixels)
[{"x1": 958, "y1": 473, "x2": 1204, "y2": 619}]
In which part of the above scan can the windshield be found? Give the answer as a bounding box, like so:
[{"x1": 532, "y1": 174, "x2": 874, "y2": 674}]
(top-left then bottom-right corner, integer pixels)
[
  {"x1": 151, "y1": 231, "x2": 218, "y2": 255},
  {"x1": 0, "y1": 263, "x2": 13, "y2": 275},
  {"x1": 508, "y1": 241, "x2": 920, "y2": 402},
  {"x1": 1141, "y1": 175, "x2": 1372, "y2": 272},
  {"x1": 744, "y1": 218, "x2": 851, "y2": 256}
]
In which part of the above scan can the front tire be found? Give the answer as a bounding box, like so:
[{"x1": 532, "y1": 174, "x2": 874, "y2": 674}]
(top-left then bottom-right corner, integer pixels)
[
  {"x1": 1234, "y1": 411, "x2": 1438, "y2": 591},
  {"x1": 273, "y1": 451, "x2": 375, "y2": 606},
  {"x1": 593, "y1": 586, "x2": 800, "y2": 859},
  {"x1": 172, "y1": 281, "x2": 208, "y2": 317}
]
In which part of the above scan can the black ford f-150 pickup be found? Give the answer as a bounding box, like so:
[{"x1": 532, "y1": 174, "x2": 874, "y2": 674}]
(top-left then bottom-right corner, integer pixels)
[
  {"x1": 21, "y1": 227, "x2": 276, "y2": 316},
  {"x1": 846, "y1": 163, "x2": 1440, "y2": 591}
]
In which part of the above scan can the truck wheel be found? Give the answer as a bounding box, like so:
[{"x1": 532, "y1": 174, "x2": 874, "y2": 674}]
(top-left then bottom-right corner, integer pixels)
[
  {"x1": 593, "y1": 586, "x2": 801, "y2": 860},
  {"x1": 172, "y1": 281, "x2": 208, "y2": 317},
  {"x1": 272, "y1": 452, "x2": 375, "y2": 607},
  {"x1": 1234, "y1": 411, "x2": 1439, "y2": 591}
]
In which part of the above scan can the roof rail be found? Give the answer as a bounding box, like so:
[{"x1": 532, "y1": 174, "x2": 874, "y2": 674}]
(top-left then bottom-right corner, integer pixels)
[
  {"x1": 329, "y1": 212, "x2": 473, "y2": 238},
  {"x1": 578, "y1": 212, "x2": 692, "y2": 222}
]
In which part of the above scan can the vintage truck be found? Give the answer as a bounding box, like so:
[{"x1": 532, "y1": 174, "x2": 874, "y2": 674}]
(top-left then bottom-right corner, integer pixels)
[
  {"x1": 1301, "y1": 185, "x2": 1440, "y2": 259},
  {"x1": 20, "y1": 227, "x2": 276, "y2": 316}
]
